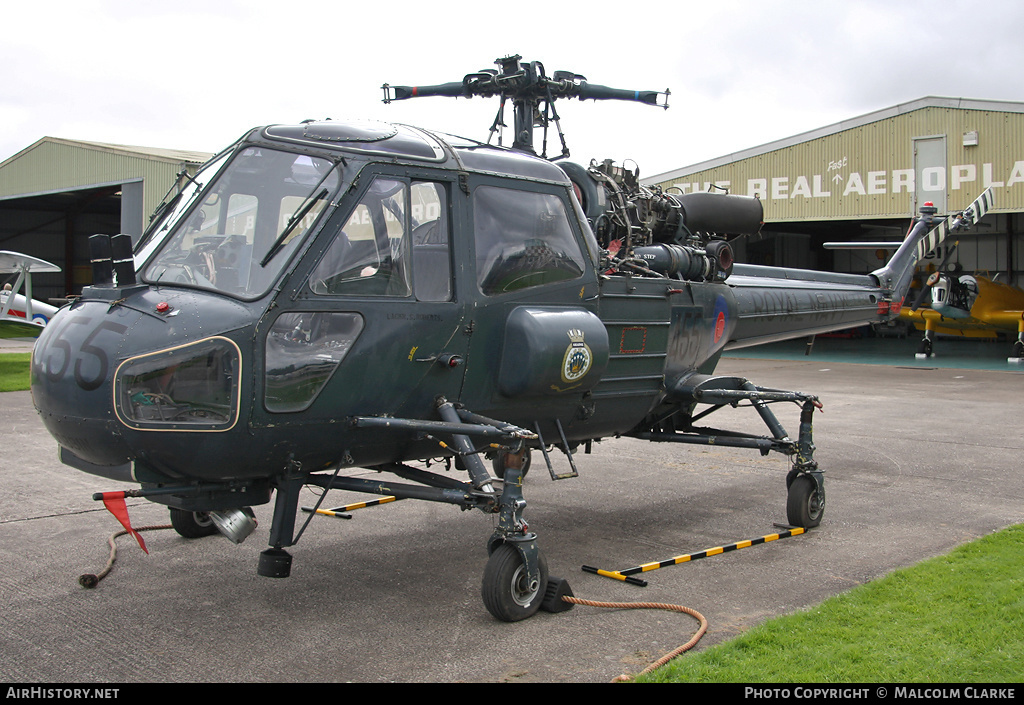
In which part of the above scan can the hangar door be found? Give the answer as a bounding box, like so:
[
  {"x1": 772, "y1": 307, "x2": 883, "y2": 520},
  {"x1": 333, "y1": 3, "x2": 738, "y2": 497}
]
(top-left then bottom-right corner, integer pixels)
[{"x1": 913, "y1": 136, "x2": 947, "y2": 215}]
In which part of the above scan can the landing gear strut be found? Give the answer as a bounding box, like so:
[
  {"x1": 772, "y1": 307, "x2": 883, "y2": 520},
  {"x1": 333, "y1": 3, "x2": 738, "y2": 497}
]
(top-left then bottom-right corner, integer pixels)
[
  {"x1": 916, "y1": 330, "x2": 935, "y2": 358},
  {"x1": 786, "y1": 399, "x2": 825, "y2": 528},
  {"x1": 484, "y1": 446, "x2": 548, "y2": 622},
  {"x1": 632, "y1": 375, "x2": 826, "y2": 530}
]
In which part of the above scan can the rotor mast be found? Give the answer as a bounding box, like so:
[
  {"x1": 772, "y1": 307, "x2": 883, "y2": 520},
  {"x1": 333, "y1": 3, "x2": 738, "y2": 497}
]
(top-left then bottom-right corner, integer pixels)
[{"x1": 382, "y1": 54, "x2": 669, "y2": 158}]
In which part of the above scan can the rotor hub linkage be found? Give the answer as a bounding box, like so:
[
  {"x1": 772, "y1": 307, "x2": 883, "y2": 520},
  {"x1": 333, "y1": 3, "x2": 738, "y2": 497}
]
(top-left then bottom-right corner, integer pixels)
[{"x1": 382, "y1": 54, "x2": 668, "y2": 157}]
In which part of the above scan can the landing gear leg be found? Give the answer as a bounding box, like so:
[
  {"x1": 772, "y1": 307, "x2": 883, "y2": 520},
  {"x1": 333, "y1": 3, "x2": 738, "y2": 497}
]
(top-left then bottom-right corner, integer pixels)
[
  {"x1": 482, "y1": 446, "x2": 547, "y2": 621},
  {"x1": 916, "y1": 329, "x2": 935, "y2": 358},
  {"x1": 785, "y1": 399, "x2": 825, "y2": 528},
  {"x1": 1010, "y1": 327, "x2": 1024, "y2": 363},
  {"x1": 258, "y1": 474, "x2": 302, "y2": 578}
]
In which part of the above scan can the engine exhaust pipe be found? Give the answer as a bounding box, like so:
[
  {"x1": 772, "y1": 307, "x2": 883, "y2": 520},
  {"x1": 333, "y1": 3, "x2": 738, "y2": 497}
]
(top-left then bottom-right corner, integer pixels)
[
  {"x1": 110, "y1": 234, "x2": 137, "y2": 286},
  {"x1": 88, "y1": 234, "x2": 114, "y2": 287}
]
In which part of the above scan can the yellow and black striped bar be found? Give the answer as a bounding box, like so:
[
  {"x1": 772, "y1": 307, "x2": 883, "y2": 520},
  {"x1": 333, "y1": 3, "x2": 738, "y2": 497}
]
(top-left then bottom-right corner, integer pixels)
[
  {"x1": 585, "y1": 527, "x2": 806, "y2": 585},
  {"x1": 301, "y1": 496, "x2": 401, "y2": 519},
  {"x1": 581, "y1": 565, "x2": 649, "y2": 587}
]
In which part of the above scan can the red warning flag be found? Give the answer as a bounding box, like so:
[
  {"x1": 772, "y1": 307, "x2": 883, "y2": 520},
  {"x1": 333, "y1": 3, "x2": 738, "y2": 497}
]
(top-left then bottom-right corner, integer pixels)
[{"x1": 100, "y1": 492, "x2": 149, "y2": 554}]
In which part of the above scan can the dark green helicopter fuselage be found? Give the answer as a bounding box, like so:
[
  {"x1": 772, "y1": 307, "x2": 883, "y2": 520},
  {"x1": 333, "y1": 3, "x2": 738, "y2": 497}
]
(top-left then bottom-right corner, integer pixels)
[{"x1": 30, "y1": 120, "x2": 913, "y2": 493}]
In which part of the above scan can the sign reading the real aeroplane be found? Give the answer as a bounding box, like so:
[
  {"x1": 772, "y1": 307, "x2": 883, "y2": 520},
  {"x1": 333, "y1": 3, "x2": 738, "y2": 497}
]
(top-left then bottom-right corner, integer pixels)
[
  {"x1": 667, "y1": 160, "x2": 1019, "y2": 205},
  {"x1": 648, "y1": 101, "x2": 1024, "y2": 222}
]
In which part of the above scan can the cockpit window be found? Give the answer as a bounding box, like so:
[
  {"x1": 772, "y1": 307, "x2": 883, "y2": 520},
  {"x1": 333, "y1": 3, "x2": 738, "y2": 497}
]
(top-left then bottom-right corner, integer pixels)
[
  {"x1": 143, "y1": 147, "x2": 341, "y2": 299},
  {"x1": 473, "y1": 185, "x2": 585, "y2": 295},
  {"x1": 309, "y1": 177, "x2": 451, "y2": 300}
]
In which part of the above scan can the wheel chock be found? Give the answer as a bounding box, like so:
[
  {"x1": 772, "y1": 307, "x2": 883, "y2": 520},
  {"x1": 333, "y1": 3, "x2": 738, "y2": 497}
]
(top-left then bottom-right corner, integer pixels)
[{"x1": 541, "y1": 575, "x2": 575, "y2": 613}]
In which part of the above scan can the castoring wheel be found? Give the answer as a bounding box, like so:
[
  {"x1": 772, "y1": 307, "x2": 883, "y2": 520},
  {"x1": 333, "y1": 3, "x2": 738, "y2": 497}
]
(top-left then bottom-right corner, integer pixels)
[
  {"x1": 482, "y1": 543, "x2": 548, "y2": 622},
  {"x1": 169, "y1": 508, "x2": 219, "y2": 538},
  {"x1": 786, "y1": 474, "x2": 824, "y2": 528}
]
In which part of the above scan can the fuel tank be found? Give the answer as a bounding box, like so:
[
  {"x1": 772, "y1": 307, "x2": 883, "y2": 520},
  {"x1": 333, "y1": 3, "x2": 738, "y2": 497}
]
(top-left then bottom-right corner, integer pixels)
[{"x1": 497, "y1": 306, "x2": 609, "y2": 397}]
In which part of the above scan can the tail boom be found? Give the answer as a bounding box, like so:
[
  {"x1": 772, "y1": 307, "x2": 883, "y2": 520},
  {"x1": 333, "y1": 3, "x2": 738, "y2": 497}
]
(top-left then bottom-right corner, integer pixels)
[{"x1": 724, "y1": 188, "x2": 995, "y2": 348}]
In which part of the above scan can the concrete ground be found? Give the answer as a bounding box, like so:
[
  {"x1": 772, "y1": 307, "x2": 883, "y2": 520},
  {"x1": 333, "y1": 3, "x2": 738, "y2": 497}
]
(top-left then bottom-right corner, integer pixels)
[{"x1": 1, "y1": 338, "x2": 1022, "y2": 683}]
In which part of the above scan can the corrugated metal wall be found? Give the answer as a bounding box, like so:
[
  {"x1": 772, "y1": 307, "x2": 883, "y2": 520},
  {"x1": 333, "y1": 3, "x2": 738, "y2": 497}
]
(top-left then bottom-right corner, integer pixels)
[
  {"x1": 651, "y1": 105, "x2": 1024, "y2": 223},
  {"x1": 0, "y1": 138, "x2": 211, "y2": 299}
]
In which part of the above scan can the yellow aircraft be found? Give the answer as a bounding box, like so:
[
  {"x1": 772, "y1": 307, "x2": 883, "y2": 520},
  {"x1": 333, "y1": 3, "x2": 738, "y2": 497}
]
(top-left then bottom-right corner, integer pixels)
[{"x1": 902, "y1": 266, "x2": 1024, "y2": 361}]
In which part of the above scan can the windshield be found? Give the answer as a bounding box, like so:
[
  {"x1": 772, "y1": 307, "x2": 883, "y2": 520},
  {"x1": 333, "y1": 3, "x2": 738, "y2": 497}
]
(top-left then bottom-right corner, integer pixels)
[
  {"x1": 135, "y1": 152, "x2": 230, "y2": 267},
  {"x1": 143, "y1": 146, "x2": 342, "y2": 299}
]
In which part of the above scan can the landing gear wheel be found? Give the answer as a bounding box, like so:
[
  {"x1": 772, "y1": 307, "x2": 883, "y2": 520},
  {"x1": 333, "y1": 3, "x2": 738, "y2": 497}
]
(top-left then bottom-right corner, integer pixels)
[
  {"x1": 917, "y1": 337, "x2": 933, "y2": 357},
  {"x1": 787, "y1": 474, "x2": 824, "y2": 528},
  {"x1": 482, "y1": 543, "x2": 548, "y2": 622},
  {"x1": 169, "y1": 508, "x2": 219, "y2": 538}
]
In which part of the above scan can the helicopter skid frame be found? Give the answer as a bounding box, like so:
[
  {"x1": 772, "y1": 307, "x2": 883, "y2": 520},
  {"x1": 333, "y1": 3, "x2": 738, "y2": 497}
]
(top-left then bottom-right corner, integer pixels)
[{"x1": 630, "y1": 379, "x2": 824, "y2": 529}]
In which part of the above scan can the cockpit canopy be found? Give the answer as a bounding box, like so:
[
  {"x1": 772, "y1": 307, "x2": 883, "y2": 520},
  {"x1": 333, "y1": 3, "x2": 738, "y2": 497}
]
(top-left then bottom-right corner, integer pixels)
[
  {"x1": 134, "y1": 120, "x2": 593, "y2": 305},
  {"x1": 142, "y1": 146, "x2": 343, "y2": 300}
]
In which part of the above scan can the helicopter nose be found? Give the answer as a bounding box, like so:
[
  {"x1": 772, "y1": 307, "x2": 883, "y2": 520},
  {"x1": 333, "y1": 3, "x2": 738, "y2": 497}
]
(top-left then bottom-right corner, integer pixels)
[
  {"x1": 32, "y1": 301, "x2": 136, "y2": 467},
  {"x1": 31, "y1": 288, "x2": 252, "y2": 472}
]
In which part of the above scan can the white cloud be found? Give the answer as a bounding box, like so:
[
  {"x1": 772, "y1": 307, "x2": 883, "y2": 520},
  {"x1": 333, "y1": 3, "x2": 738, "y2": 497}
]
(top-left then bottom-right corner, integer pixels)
[{"x1": 3, "y1": 0, "x2": 1024, "y2": 178}]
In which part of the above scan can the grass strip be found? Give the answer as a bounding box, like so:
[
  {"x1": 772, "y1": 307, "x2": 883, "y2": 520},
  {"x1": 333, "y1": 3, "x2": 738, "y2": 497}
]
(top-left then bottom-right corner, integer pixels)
[
  {"x1": 0, "y1": 353, "x2": 30, "y2": 392},
  {"x1": 638, "y1": 524, "x2": 1024, "y2": 682}
]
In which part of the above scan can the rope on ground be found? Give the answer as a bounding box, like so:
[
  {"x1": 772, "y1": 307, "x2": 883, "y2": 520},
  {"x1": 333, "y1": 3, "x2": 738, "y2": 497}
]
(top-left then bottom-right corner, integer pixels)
[
  {"x1": 562, "y1": 595, "x2": 708, "y2": 683},
  {"x1": 77, "y1": 526, "x2": 707, "y2": 682},
  {"x1": 78, "y1": 524, "x2": 172, "y2": 588}
]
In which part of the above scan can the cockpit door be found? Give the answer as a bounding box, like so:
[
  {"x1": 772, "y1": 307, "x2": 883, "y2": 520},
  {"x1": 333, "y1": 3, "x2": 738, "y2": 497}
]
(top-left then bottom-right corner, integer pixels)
[{"x1": 262, "y1": 171, "x2": 468, "y2": 422}]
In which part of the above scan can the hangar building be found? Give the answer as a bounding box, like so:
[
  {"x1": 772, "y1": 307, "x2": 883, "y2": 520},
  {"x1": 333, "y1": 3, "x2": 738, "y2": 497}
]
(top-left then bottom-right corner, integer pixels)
[
  {"x1": 0, "y1": 138, "x2": 211, "y2": 302},
  {"x1": 644, "y1": 97, "x2": 1024, "y2": 289}
]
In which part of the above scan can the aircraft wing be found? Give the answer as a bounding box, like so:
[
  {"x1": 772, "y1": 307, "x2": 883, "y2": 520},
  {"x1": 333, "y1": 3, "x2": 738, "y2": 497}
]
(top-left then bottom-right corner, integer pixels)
[
  {"x1": 0, "y1": 251, "x2": 61, "y2": 274},
  {"x1": 0, "y1": 316, "x2": 47, "y2": 339},
  {"x1": 901, "y1": 308, "x2": 1002, "y2": 338},
  {"x1": 1, "y1": 251, "x2": 62, "y2": 340}
]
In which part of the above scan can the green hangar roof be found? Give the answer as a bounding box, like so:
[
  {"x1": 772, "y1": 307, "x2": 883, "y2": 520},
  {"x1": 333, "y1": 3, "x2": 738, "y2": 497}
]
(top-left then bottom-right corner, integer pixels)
[
  {"x1": 0, "y1": 137, "x2": 213, "y2": 237},
  {"x1": 0, "y1": 137, "x2": 213, "y2": 299}
]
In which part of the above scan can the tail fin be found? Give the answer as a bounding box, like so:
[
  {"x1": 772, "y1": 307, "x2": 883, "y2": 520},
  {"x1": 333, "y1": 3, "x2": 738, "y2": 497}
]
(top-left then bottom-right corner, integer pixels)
[{"x1": 871, "y1": 188, "x2": 995, "y2": 308}]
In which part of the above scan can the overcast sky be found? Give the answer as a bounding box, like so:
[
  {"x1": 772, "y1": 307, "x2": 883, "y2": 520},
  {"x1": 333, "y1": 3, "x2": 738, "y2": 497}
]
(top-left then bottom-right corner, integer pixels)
[{"x1": 3, "y1": 0, "x2": 1024, "y2": 180}]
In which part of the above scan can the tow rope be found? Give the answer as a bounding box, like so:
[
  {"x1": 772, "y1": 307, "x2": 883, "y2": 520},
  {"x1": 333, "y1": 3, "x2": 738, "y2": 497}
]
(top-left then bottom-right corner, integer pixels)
[
  {"x1": 77, "y1": 524, "x2": 170, "y2": 588},
  {"x1": 561, "y1": 595, "x2": 708, "y2": 682},
  {"x1": 79, "y1": 493, "x2": 712, "y2": 681}
]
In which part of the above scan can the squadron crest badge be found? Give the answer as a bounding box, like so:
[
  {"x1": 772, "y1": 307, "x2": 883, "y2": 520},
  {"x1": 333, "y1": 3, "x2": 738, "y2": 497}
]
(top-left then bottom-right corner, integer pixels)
[{"x1": 561, "y1": 329, "x2": 593, "y2": 384}]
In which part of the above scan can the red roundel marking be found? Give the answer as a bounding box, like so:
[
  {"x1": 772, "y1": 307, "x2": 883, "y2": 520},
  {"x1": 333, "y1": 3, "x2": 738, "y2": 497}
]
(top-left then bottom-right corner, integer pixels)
[{"x1": 714, "y1": 312, "x2": 726, "y2": 343}]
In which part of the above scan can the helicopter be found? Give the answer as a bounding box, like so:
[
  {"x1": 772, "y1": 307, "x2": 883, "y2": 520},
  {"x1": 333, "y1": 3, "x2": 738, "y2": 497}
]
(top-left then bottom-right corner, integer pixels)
[{"x1": 29, "y1": 55, "x2": 995, "y2": 622}]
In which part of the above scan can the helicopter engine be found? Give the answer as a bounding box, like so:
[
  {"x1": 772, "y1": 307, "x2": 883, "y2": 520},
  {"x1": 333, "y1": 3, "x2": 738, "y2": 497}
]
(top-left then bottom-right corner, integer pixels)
[
  {"x1": 556, "y1": 159, "x2": 762, "y2": 283},
  {"x1": 929, "y1": 272, "x2": 979, "y2": 319}
]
